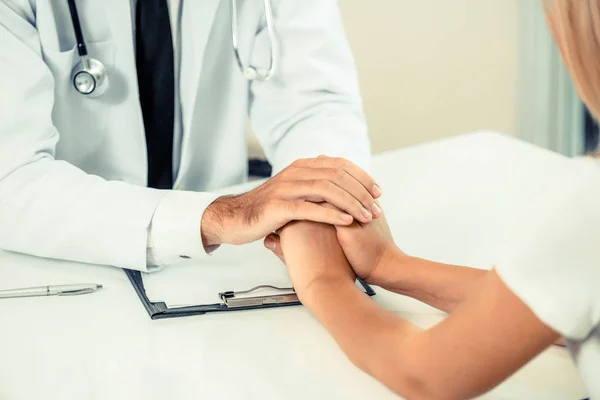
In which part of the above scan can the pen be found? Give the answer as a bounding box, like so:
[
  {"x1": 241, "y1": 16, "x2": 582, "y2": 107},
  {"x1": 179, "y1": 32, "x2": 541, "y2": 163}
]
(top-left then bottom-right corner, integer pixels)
[{"x1": 0, "y1": 284, "x2": 103, "y2": 299}]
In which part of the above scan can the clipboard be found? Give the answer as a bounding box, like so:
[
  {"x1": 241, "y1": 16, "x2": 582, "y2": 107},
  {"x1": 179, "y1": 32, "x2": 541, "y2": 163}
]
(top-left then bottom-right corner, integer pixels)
[{"x1": 124, "y1": 268, "x2": 376, "y2": 320}]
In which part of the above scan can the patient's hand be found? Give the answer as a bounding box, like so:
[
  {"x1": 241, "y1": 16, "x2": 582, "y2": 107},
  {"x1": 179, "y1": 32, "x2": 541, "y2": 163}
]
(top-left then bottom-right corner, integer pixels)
[
  {"x1": 266, "y1": 213, "x2": 403, "y2": 287},
  {"x1": 334, "y1": 215, "x2": 403, "y2": 285},
  {"x1": 271, "y1": 221, "x2": 355, "y2": 301}
]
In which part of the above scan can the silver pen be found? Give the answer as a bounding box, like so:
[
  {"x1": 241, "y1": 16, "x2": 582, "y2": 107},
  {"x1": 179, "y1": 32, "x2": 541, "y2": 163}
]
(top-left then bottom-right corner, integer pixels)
[{"x1": 0, "y1": 283, "x2": 103, "y2": 299}]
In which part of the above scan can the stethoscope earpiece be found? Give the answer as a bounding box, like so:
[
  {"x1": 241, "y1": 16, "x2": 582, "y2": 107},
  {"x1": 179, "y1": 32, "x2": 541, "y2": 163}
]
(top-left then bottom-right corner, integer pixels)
[{"x1": 71, "y1": 56, "x2": 109, "y2": 97}]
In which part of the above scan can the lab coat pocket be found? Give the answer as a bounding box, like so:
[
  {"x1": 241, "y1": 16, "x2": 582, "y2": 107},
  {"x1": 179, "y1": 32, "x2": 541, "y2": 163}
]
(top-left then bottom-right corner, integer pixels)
[
  {"x1": 42, "y1": 39, "x2": 115, "y2": 93},
  {"x1": 42, "y1": 40, "x2": 116, "y2": 159}
]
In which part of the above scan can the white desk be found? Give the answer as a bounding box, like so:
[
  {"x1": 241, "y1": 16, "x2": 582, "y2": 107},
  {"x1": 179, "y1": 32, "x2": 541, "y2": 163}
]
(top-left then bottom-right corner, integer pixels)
[{"x1": 0, "y1": 131, "x2": 589, "y2": 400}]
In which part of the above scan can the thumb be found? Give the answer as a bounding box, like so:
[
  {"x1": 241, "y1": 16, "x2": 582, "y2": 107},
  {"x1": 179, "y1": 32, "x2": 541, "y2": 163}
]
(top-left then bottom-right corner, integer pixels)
[{"x1": 264, "y1": 233, "x2": 285, "y2": 262}]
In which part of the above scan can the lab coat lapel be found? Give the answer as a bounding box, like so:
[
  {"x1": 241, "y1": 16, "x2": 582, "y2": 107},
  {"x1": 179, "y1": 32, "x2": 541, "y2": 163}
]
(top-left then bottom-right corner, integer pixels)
[
  {"x1": 181, "y1": 0, "x2": 223, "y2": 107},
  {"x1": 176, "y1": 0, "x2": 223, "y2": 188},
  {"x1": 100, "y1": 0, "x2": 147, "y2": 178},
  {"x1": 102, "y1": 0, "x2": 137, "y2": 79}
]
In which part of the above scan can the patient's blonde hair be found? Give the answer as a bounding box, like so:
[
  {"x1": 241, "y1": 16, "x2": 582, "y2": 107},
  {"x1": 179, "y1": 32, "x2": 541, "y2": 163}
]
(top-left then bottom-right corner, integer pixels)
[{"x1": 545, "y1": 0, "x2": 600, "y2": 118}]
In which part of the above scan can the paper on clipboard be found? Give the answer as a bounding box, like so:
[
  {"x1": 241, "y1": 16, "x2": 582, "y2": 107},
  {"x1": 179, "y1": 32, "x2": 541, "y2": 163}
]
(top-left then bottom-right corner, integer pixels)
[{"x1": 141, "y1": 241, "x2": 293, "y2": 308}]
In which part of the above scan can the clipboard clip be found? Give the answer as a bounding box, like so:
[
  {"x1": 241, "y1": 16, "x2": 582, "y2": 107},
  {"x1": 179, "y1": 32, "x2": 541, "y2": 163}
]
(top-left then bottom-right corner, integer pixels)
[{"x1": 219, "y1": 285, "x2": 299, "y2": 308}]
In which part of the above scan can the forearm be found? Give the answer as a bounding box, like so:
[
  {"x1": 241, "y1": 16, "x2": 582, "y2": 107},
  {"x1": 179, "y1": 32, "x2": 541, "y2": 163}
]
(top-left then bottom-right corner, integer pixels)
[
  {"x1": 303, "y1": 279, "x2": 422, "y2": 396},
  {"x1": 0, "y1": 158, "x2": 166, "y2": 270},
  {"x1": 376, "y1": 247, "x2": 488, "y2": 313},
  {"x1": 279, "y1": 221, "x2": 419, "y2": 394},
  {"x1": 302, "y1": 266, "x2": 558, "y2": 400}
]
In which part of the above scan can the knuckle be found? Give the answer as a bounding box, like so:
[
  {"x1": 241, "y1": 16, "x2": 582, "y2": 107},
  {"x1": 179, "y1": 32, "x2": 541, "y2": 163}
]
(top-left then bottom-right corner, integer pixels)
[
  {"x1": 278, "y1": 166, "x2": 292, "y2": 177},
  {"x1": 317, "y1": 179, "x2": 332, "y2": 191},
  {"x1": 317, "y1": 155, "x2": 331, "y2": 164},
  {"x1": 361, "y1": 192, "x2": 374, "y2": 206},
  {"x1": 306, "y1": 179, "x2": 319, "y2": 189},
  {"x1": 292, "y1": 158, "x2": 307, "y2": 167},
  {"x1": 281, "y1": 166, "x2": 301, "y2": 181},
  {"x1": 276, "y1": 168, "x2": 288, "y2": 178},
  {"x1": 333, "y1": 168, "x2": 346, "y2": 181},
  {"x1": 334, "y1": 157, "x2": 348, "y2": 168},
  {"x1": 360, "y1": 195, "x2": 374, "y2": 211}
]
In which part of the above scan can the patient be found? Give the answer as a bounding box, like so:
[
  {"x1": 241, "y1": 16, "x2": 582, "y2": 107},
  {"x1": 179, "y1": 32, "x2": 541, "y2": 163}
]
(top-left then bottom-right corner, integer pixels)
[{"x1": 262, "y1": 2, "x2": 599, "y2": 399}]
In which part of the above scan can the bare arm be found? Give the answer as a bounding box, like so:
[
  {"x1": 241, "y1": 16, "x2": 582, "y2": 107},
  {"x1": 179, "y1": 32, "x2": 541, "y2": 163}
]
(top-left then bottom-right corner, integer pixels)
[
  {"x1": 371, "y1": 252, "x2": 566, "y2": 347},
  {"x1": 267, "y1": 214, "x2": 487, "y2": 313},
  {"x1": 277, "y1": 222, "x2": 559, "y2": 400},
  {"x1": 374, "y1": 248, "x2": 487, "y2": 313}
]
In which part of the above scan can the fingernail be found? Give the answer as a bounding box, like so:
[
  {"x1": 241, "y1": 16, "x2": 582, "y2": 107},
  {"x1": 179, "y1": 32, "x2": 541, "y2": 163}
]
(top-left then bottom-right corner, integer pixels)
[
  {"x1": 372, "y1": 202, "x2": 382, "y2": 216},
  {"x1": 361, "y1": 207, "x2": 372, "y2": 220},
  {"x1": 340, "y1": 213, "x2": 353, "y2": 223},
  {"x1": 372, "y1": 184, "x2": 382, "y2": 197},
  {"x1": 265, "y1": 239, "x2": 275, "y2": 250}
]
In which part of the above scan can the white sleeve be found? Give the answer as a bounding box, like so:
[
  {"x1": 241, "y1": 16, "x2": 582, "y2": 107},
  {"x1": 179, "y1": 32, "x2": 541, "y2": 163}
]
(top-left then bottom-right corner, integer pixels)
[
  {"x1": 495, "y1": 159, "x2": 600, "y2": 341},
  {"x1": 146, "y1": 190, "x2": 220, "y2": 267},
  {"x1": 0, "y1": 3, "x2": 217, "y2": 272},
  {"x1": 249, "y1": 0, "x2": 371, "y2": 174}
]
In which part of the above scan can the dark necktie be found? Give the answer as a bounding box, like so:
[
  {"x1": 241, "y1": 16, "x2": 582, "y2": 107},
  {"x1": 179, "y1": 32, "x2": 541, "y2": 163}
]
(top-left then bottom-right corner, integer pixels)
[{"x1": 136, "y1": 0, "x2": 175, "y2": 189}]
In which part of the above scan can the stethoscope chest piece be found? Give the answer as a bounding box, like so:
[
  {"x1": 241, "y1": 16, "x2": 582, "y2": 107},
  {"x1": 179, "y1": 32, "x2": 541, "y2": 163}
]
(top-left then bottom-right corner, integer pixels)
[
  {"x1": 71, "y1": 56, "x2": 109, "y2": 97},
  {"x1": 242, "y1": 67, "x2": 258, "y2": 81},
  {"x1": 65, "y1": 0, "x2": 277, "y2": 98},
  {"x1": 67, "y1": 0, "x2": 109, "y2": 97}
]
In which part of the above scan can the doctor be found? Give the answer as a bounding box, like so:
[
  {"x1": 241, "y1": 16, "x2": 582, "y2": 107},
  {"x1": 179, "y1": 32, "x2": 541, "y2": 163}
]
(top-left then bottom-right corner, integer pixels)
[{"x1": 0, "y1": 0, "x2": 381, "y2": 270}]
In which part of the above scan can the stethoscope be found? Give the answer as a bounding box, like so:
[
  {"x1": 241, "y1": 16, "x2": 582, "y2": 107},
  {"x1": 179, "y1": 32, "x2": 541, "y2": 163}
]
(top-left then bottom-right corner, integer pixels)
[{"x1": 66, "y1": 0, "x2": 278, "y2": 97}]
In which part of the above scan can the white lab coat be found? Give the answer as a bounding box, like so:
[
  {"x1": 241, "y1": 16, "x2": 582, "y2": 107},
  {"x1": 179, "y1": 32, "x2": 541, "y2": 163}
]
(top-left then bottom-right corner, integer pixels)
[{"x1": 0, "y1": 0, "x2": 370, "y2": 270}]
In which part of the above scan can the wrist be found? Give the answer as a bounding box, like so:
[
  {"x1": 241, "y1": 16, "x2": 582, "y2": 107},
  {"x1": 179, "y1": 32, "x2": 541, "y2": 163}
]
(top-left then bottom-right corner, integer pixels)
[
  {"x1": 366, "y1": 244, "x2": 408, "y2": 287},
  {"x1": 302, "y1": 275, "x2": 356, "y2": 306},
  {"x1": 201, "y1": 196, "x2": 228, "y2": 248}
]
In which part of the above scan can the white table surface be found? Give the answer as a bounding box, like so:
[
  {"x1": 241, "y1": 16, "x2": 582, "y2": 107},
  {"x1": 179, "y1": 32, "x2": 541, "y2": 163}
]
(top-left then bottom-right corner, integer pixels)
[{"x1": 0, "y1": 131, "x2": 589, "y2": 400}]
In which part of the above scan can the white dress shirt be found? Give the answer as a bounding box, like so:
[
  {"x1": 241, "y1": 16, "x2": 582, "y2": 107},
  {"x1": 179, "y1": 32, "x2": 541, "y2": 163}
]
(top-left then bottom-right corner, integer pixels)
[{"x1": 145, "y1": 0, "x2": 210, "y2": 268}]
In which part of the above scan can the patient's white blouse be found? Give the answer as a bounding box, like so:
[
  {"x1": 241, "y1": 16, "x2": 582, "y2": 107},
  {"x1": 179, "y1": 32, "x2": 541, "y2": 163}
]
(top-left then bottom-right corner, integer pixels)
[{"x1": 495, "y1": 158, "x2": 600, "y2": 398}]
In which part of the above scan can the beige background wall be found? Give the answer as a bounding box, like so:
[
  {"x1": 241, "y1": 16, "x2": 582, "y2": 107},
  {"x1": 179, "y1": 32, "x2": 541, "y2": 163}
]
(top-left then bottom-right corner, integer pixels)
[
  {"x1": 250, "y1": 0, "x2": 519, "y2": 156},
  {"x1": 340, "y1": 0, "x2": 519, "y2": 153}
]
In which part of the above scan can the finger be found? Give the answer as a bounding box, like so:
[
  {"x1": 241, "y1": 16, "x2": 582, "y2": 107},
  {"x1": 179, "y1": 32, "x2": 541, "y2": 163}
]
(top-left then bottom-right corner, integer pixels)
[
  {"x1": 264, "y1": 234, "x2": 284, "y2": 260},
  {"x1": 284, "y1": 201, "x2": 354, "y2": 226},
  {"x1": 281, "y1": 168, "x2": 381, "y2": 219},
  {"x1": 278, "y1": 180, "x2": 373, "y2": 223},
  {"x1": 298, "y1": 156, "x2": 382, "y2": 199},
  {"x1": 373, "y1": 200, "x2": 383, "y2": 218}
]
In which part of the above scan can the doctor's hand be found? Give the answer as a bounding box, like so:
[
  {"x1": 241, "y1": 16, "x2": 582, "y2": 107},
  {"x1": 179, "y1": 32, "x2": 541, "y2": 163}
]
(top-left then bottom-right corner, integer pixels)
[{"x1": 201, "y1": 156, "x2": 382, "y2": 247}]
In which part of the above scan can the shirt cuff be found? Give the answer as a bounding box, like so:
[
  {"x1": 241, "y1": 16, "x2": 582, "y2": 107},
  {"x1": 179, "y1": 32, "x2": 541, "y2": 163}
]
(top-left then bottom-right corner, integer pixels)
[{"x1": 147, "y1": 190, "x2": 221, "y2": 267}]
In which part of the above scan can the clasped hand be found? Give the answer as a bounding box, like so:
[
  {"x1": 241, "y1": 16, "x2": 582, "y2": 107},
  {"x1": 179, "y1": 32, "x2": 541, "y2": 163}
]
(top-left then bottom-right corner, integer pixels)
[
  {"x1": 264, "y1": 208, "x2": 403, "y2": 301},
  {"x1": 199, "y1": 154, "x2": 397, "y2": 300},
  {"x1": 201, "y1": 156, "x2": 383, "y2": 248}
]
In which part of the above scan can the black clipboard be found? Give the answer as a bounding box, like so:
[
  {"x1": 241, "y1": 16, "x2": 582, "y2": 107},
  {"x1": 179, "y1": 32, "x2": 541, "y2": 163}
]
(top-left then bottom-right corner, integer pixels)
[{"x1": 124, "y1": 269, "x2": 376, "y2": 320}]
